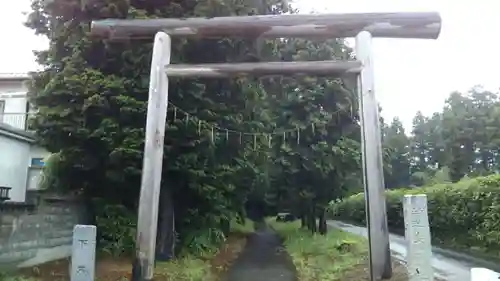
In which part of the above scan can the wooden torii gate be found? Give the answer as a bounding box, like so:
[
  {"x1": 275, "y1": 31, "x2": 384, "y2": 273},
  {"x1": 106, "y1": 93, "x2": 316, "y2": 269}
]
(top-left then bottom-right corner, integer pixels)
[{"x1": 91, "y1": 12, "x2": 442, "y2": 281}]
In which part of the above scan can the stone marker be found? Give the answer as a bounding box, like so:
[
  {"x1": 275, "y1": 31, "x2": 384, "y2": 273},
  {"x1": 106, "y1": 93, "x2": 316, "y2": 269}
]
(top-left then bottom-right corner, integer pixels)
[
  {"x1": 71, "y1": 225, "x2": 97, "y2": 281},
  {"x1": 471, "y1": 268, "x2": 500, "y2": 281},
  {"x1": 403, "y1": 194, "x2": 433, "y2": 281}
]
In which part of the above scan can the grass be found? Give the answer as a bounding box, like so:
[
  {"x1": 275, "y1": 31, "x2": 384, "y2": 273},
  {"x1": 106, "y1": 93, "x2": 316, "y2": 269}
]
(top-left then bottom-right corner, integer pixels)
[
  {"x1": 268, "y1": 219, "x2": 366, "y2": 280},
  {"x1": 267, "y1": 218, "x2": 411, "y2": 281},
  {"x1": 229, "y1": 218, "x2": 255, "y2": 235},
  {"x1": 153, "y1": 219, "x2": 254, "y2": 281},
  {"x1": 154, "y1": 219, "x2": 254, "y2": 281},
  {"x1": 155, "y1": 255, "x2": 214, "y2": 281},
  {"x1": 0, "y1": 275, "x2": 38, "y2": 281}
]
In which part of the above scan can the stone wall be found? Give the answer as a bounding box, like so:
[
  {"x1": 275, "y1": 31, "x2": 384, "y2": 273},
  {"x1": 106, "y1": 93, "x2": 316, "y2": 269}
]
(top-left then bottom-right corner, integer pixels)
[{"x1": 0, "y1": 194, "x2": 85, "y2": 269}]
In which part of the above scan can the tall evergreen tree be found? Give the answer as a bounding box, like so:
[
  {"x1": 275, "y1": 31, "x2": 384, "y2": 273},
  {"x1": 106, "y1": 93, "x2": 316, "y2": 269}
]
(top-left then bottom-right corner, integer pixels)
[
  {"x1": 266, "y1": 38, "x2": 361, "y2": 234},
  {"x1": 383, "y1": 117, "x2": 410, "y2": 188},
  {"x1": 26, "y1": 0, "x2": 289, "y2": 254}
]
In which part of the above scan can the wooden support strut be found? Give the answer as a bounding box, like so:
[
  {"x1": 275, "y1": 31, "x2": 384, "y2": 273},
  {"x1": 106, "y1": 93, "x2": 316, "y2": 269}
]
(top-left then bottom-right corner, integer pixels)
[
  {"x1": 165, "y1": 60, "x2": 362, "y2": 77},
  {"x1": 91, "y1": 12, "x2": 442, "y2": 40}
]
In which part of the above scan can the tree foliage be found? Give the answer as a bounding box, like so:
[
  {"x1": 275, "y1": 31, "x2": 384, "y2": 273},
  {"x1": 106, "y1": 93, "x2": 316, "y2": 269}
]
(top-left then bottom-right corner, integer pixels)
[{"x1": 382, "y1": 86, "x2": 500, "y2": 187}]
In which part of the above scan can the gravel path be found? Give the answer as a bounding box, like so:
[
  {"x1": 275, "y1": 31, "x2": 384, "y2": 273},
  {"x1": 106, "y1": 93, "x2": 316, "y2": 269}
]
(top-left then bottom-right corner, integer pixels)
[{"x1": 224, "y1": 222, "x2": 298, "y2": 281}]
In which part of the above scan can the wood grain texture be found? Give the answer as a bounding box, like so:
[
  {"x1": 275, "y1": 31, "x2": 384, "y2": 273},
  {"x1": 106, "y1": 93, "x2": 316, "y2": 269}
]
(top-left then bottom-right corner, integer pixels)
[
  {"x1": 91, "y1": 12, "x2": 442, "y2": 40},
  {"x1": 165, "y1": 60, "x2": 362, "y2": 77}
]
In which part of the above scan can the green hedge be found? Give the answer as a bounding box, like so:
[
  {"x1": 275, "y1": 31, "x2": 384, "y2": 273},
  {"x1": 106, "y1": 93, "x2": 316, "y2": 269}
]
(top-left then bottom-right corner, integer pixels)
[{"x1": 329, "y1": 175, "x2": 500, "y2": 258}]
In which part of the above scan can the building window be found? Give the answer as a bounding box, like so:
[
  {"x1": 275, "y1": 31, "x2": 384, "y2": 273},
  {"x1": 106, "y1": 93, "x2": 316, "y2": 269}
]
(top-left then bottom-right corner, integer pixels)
[
  {"x1": 31, "y1": 158, "x2": 45, "y2": 167},
  {"x1": 25, "y1": 101, "x2": 30, "y2": 129},
  {"x1": 0, "y1": 100, "x2": 4, "y2": 119}
]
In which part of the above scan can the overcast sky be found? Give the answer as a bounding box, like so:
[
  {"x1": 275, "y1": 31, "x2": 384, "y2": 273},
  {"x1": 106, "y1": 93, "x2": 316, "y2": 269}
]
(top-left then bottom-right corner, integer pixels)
[{"x1": 1, "y1": 0, "x2": 499, "y2": 131}]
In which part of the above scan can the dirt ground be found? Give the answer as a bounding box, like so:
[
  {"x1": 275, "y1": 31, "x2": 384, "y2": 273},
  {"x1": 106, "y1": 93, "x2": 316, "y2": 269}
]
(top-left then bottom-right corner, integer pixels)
[
  {"x1": 16, "y1": 235, "x2": 430, "y2": 281},
  {"x1": 209, "y1": 234, "x2": 247, "y2": 277},
  {"x1": 17, "y1": 257, "x2": 132, "y2": 281},
  {"x1": 16, "y1": 234, "x2": 247, "y2": 281},
  {"x1": 340, "y1": 261, "x2": 409, "y2": 281},
  {"x1": 340, "y1": 260, "x2": 446, "y2": 281}
]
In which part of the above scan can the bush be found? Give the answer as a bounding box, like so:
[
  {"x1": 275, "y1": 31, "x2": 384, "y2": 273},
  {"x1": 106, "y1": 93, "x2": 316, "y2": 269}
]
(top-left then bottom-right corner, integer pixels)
[
  {"x1": 329, "y1": 174, "x2": 500, "y2": 258},
  {"x1": 94, "y1": 203, "x2": 137, "y2": 256}
]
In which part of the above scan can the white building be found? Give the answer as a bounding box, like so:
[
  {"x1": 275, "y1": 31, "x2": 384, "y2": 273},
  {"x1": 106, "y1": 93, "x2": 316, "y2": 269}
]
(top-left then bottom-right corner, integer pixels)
[
  {"x1": 0, "y1": 73, "x2": 33, "y2": 130},
  {"x1": 0, "y1": 73, "x2": 49, "y2": 202}
]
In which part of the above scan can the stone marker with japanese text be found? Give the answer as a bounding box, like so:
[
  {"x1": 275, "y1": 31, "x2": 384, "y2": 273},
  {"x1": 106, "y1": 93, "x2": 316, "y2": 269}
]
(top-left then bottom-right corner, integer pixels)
[
  {"x1": 71, "y1": 225, "x2": 96, "y2": 281},
  {"x1": 403, "y1": 194, "x2": 433, "y2": 281},
  {"x1": 471, "y1": 268, "x2": 500, "y2": 281}
]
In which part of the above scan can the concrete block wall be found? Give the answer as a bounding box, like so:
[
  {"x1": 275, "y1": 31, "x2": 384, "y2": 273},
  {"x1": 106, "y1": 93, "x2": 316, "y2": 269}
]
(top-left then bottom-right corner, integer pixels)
[{"x1": 0, "y1": 195, "x2": 84, "y2": 268}]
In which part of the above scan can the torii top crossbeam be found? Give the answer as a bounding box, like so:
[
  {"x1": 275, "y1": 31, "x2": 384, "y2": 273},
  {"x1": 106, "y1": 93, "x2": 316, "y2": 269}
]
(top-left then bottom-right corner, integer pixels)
[
  {"x1": 90, "y1": 12, "x2": 441, "y2": 78},
  {"x1": 91, "y1": 12, "x2": 441, "y2": 40}
]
